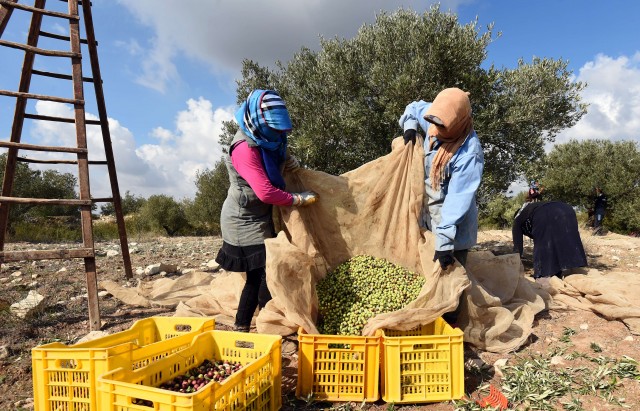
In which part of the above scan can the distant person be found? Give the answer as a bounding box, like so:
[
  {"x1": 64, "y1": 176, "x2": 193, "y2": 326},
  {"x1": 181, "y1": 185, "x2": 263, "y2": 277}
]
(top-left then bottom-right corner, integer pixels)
[
  {"x1": 592, "y1": 187, "x2": 607, "y2": 235},
  {"x1": 512, "y1": 200, "x2": 587, "y2": 286},
  {"x1": 527, "y1": 180, "x2": 544, "y2": 202},
  {"x1": 215, "y1": 89, "x2": 318, "y2": 332}
]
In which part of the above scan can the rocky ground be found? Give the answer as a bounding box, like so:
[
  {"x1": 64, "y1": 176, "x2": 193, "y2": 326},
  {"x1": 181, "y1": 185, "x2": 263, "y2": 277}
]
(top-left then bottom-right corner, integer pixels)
[{"x1": 1, "y1": 230, "x2": 639, "y2": 410}]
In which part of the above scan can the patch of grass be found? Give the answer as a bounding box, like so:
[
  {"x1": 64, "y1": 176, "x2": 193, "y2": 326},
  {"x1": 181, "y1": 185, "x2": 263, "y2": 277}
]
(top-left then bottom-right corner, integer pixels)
[
  {"x1": 590, "y1": 342, "x2": 602, "y2": 353},
  {"x1": 492, "y1": 354, "x2": 640, "y2": 410},
  {"x1": 10, "y1": 220, "x2": 81, "y2": 242},
  {"x1": 560, "y1": 327, "x2": 577, "y2": 343}
]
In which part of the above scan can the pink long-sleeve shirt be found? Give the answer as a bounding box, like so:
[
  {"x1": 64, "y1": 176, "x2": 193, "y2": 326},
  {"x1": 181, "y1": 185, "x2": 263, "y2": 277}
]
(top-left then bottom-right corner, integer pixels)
[{"x1": 231, "y1": 141, "x2": 294, "y2": 206}]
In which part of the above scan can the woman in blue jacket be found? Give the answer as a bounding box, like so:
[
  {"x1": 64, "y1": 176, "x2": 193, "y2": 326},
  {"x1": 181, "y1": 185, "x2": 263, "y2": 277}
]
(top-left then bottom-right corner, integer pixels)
[{"x1": 399, "y1": 88, "x2": 484, "y2": 271}]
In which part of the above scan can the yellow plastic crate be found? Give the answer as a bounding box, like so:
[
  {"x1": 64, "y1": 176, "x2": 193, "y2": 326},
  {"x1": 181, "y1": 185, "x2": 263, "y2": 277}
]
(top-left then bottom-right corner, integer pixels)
[
  {"x1": 97, "y1": 330, "x2": 282, "y2": 411},
  {"x1": 296, "y1": 327, "x2": 380, "y2": 402},
  {"x1": 380, "y1": 317, "x2": 464, "y2": 403},
  {"x1": 32, "y1": 316, "x2": 215, "y2": 411}
]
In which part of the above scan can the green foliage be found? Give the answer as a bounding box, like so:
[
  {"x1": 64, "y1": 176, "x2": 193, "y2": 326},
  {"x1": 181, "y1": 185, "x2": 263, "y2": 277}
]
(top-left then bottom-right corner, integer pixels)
[
  {"x1": 92, "y1": 216, "x2": 161, "y2": 241},
  {"x1": 543, "y1": 139, "x2": 640, "y2": 233},
  {"x1": 478, "y1": 191, "x2": 527, "y2": 229},
  {"x1": 136, "y1": 195, "x2": 190, "y2": 236},
  {"x1": 220, "y1": 7, "x2": 585, "y2": 198},
  {"x1": 9, "y1": 218, "x2": 81, "y2": 242},
  {"x1": 100, "y1": 190, "x2": 147, "y2": 216},
  {"x1": 183, "y1": 160, "x2": 229, "y2": 235},
  {"x1": 0, "y1": 153, "x2": 79, "y2": 229}
]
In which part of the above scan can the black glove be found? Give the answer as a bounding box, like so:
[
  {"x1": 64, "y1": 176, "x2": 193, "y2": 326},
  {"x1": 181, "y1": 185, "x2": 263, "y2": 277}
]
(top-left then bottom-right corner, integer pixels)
[
  {"x1": 433, "y1": 250, "x2": 455, "y2": 270},
  {"x1": 403, "y1": 129, "x2": 417, "y2": 145}
]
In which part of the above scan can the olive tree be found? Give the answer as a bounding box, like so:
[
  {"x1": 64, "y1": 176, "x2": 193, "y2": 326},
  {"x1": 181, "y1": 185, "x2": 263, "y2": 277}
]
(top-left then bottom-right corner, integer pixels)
[
  {"x1": 219, "y1": 6, "x2": 586, "y2": 200},
  {"x1": 542, "y1": 139, "x2": 640, "y2": 233},
  {"x1": 137, "y1": 194, "x2": 189, "y2": 236},
  {"x1": 0, "y1": 153, "x2": 78, "y2": 229},
  {"x1": 183, "y1": 160, "x2": 230, "y2": 234}
]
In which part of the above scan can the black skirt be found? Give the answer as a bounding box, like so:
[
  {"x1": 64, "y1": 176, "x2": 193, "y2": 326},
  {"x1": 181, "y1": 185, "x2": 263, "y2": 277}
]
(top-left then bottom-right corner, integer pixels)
[
  {"x1": 531, "y1": 202, "x2": 587, "y2": 278},
  {"x1": 215, "y1": 241, "x2": 266, "y2": 272}
]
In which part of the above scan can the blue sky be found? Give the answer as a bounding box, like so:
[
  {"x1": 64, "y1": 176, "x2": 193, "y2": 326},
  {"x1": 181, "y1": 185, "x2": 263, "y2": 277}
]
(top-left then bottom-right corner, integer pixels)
[{"x1": 1, "y1": 0, "x2": 639, "y2": 199}]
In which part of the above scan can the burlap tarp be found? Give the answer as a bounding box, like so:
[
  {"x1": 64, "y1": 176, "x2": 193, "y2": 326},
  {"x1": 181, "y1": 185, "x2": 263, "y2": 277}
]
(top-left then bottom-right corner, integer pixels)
[
  {"x1": 102, "y1": 136, "x2": 556, "y2": 353},
  {"x1": 546, "y1": 269, "x2": 640, "y2": 335}
]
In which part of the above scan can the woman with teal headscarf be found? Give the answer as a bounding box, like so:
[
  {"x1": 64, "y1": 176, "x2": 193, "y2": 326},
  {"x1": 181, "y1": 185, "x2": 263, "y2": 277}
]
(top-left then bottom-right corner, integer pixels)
[{"x1": 215, "y1": 89, "x2": 318, "y2": 332}]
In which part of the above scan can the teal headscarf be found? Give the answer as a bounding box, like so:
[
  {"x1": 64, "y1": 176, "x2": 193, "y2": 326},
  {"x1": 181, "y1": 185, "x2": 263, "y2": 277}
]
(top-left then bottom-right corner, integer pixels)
[{"x1": 235, "y1": 90, "x2": 292, "y2": 189}]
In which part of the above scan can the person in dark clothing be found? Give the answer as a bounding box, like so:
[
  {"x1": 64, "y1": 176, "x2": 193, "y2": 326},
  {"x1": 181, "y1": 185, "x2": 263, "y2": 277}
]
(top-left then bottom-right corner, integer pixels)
[
  {"x1": 593, "y1": 187, "x2": 607, "y2": 235},
  {"x1": 512, "y1": 201, "x2": 587, "y2": 282}
]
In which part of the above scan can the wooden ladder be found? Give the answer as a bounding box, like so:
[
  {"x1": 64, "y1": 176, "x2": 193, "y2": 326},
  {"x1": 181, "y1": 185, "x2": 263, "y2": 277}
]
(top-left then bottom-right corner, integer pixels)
[{"x1": 0, "y1": 0, "x2": 132, "y2": 331}]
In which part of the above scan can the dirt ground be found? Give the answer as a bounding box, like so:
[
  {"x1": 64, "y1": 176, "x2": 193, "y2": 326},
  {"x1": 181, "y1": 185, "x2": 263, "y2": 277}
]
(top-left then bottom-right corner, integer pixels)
[{"x1": 1, "y1": 229, "x2": 639, "y2": 410}]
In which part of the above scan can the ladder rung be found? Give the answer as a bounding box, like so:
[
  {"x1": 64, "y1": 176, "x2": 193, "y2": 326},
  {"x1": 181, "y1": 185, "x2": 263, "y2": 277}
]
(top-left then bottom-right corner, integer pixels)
[
  {"x1": 0, "y1": 89, "x2": 83, "y2": 105},
  {"x1": 0, "y1": 196, "x2": 92, "y2": 206},
  {"x1": 0, "y1": 39, "x2": 80, "y2": 58},
  {"x1": 0, "y1": 0, "x2": 79, "y2": 20},
  {"x1": 91, "y1": 197, "x2": 113, "y2": 203},
  {"x1": 59, "y1": 0, "x2": 91, "y2": 6},
  {"x1": 16, "y1": 156, "x2": 108, "y2": 165},
  {"x1": 0, "y1": 141, "x2": 87, "y2": 154},
  {"x1": 1, "y1": 248, "x2": 95, "y2": 262},
  {"x1": 24, "y1": 113, "x2": 101, "y2": 125},
  {"x1": 39, "y1": 30, "x2": 91, "y2": 45},
  {"x1": 32, "y1": 69, "x2": 94, "y2": 83}
]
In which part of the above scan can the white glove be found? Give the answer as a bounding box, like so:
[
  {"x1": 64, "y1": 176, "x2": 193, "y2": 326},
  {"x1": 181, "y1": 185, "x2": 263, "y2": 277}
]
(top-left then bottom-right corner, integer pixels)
[{"x1": 292, "y1": 191, "x2": 318, "y2": 206}]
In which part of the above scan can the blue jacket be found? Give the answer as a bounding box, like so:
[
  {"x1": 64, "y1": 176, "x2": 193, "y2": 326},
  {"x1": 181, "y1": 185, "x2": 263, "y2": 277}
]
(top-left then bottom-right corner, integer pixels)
[{"x1": 399, "y1": 100, "x2": 484, "y2": 251}]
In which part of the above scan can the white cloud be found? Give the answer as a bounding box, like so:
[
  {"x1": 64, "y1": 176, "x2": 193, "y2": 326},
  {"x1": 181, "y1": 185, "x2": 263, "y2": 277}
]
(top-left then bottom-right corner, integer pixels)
[
  {"x1": 555, "y1": 52, "x2": 640, "y2": 145},
  {"x1": 28, "y1": 98, "x2": 233, "y2": 200},
  {"x1": 115, "y1": 0, "x2": 472, "y2": 92}
]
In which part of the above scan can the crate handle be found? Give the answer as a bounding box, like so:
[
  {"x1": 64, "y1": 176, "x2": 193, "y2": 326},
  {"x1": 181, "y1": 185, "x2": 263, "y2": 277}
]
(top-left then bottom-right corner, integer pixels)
[
  {"x1": 327, "y1": 343, "x2": 352, "y2": 350},
  {"x1": 173, "y1": 324, "x2": 193, "y2": 332},
  {"x1": 413, "y1": 343, "x2": 434, "y2": 350},
  {"x1": 56, "y1": 359, "x2": 79, "y2": 369},
  {"x1": 235, "y1": 340, "x2": 254, "y2": 349},
  {"x1": 131, "y1": 398, "x2": 155, "y2": 408}
]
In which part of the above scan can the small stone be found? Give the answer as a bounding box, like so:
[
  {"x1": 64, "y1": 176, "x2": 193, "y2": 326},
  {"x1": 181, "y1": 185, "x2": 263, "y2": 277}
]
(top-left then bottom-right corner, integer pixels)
[
  {"x1": 31, "y1": 273, "x2": 39, "y2": 279},
  {"x1": 493, "y1": 358, "x2": 508, "y2": 378},
  {"x1": 10, "y1": 290, "x2": 45, "y2": 318},
  {"x1": 0, "y1": 345, "x2": 9, "y2": 359},
  {"x1": 0, "y1": 277, "x2": 9, "y2": 283},
  {"x1": 611, "y1": 256, "x2": 620, "y2": 261},
  {"x1": 106, "y1": 250, "x2": 119, "y2": 257},
  {"x1": 98, "y1": 290, "x2": 110, "y2": 298},
  {"x1": 135, "y1": 268, "x2": 145, "y2": 276},
  {"x1": 144, "y1": 263, "x2": 177, "y2": 276},
  {"x1": 579, "y1": 323, "x2": 589, "y2": 330},
  {"x1": 11, "y1": 271, "x2": 22, "y2": 277},
  {"x1": 28, "y1": 281, "x2": 38, "y2": 288},
  {"x1": 206, "y1": 259, "x2": 220, "y2": 271},
  {"x1": 56, "y1": 267, "x2": 67, "y2": 273},
  {"x1": 624, "y1": 336, "x2": 634, "y2": 342},
  {"x1": 550, "y1": 356, "x2": 565, "y2": 366},
  {"x1": 95, "y1": 249, "x2": 107, "y2": 257}
]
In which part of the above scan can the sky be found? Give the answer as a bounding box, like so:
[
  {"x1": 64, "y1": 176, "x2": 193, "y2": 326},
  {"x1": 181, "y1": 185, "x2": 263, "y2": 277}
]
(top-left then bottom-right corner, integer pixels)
[{"x1": 1, "y1": 0, "x2": 639, "y2": 200}]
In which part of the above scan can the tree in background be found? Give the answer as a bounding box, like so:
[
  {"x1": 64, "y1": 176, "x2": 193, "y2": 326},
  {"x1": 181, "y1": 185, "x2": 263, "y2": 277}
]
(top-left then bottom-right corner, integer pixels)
[
  {"x1": 543, "y1": 139, "x2": 640, "y2": 233},
  {"x1": 137, "y1": 194, "x2": 189, "y2": 236},
  {"x1": 100, "y1": 190, "x2": 147, "y2": 216},
  {"x1": 0, "y1": 153, "x2": 78, "y2": 231},
  {"x1": 219, "y1": 7, "x2": 586, "y2": 200},
  {"x1": 183, "y1": 160, "x2": 230, "y2": 234},
  {"x1": 479, "y1": 191, "x2": 527, "y2": 229}
]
